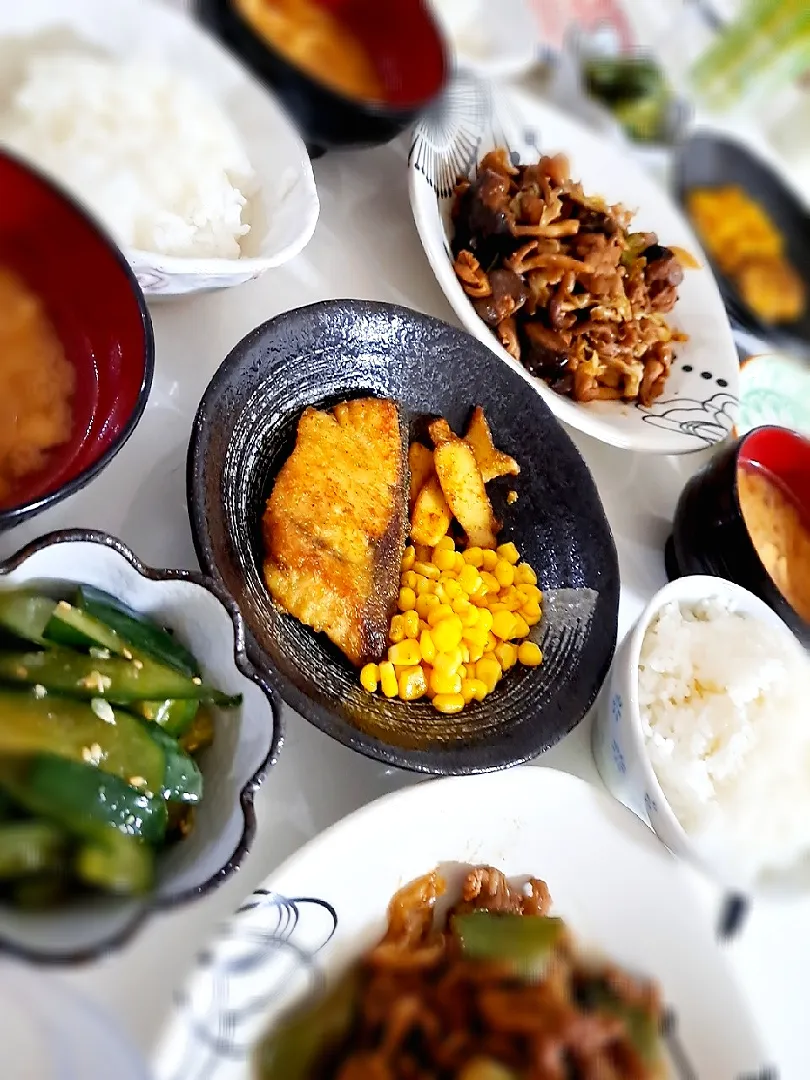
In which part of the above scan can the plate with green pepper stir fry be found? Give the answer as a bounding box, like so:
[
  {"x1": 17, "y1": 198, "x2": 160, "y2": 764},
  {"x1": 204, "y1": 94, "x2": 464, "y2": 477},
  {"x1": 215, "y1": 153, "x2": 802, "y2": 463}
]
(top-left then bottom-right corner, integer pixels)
[{"x1": 0, "y1": 582, "x2": 241, "y2": 906}]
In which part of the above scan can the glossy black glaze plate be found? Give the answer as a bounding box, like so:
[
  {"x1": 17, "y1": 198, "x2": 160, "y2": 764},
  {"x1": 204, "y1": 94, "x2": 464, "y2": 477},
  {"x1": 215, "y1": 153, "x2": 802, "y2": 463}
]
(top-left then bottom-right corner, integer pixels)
[
  {"x1": 187, "y1": 300, "x2": 619, "y2": 774},
  {"x1": 675, "y1": 131, "x2": 810, "y2": 357}
]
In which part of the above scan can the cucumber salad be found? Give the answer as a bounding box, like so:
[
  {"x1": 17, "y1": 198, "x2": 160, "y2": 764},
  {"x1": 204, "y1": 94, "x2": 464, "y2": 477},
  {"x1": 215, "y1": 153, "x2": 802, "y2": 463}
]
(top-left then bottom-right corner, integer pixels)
[{"x1": 0, "y1": 585, "x2": 240, "y2": 907}]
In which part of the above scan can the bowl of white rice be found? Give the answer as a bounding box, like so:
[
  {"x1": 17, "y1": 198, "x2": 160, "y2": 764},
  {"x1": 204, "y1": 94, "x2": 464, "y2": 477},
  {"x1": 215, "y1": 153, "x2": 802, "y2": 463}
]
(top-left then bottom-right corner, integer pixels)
[
  {"x1": 592, "y1": 574, "x2": 810, "y2": 893},
  {"x1": 0, "y1": 0, "x2": 319, "y2": 297}
]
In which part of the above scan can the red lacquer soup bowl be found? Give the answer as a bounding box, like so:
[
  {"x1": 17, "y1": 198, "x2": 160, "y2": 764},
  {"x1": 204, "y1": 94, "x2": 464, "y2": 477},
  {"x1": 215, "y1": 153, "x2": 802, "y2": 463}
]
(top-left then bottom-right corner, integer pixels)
[{"x1": 0, "y1": 150, "x2": 154, "y2": 529}]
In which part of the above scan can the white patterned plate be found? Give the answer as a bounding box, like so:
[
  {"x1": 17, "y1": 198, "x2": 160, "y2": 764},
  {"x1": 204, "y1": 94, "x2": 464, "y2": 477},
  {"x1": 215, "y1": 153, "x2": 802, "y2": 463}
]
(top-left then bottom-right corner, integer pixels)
[
  {"x1": 154, "y1": 767, "x2": 771, "y2": 1080},
  {"x1": 408, "y1": 75, "x2": 740, "y2": 454}
]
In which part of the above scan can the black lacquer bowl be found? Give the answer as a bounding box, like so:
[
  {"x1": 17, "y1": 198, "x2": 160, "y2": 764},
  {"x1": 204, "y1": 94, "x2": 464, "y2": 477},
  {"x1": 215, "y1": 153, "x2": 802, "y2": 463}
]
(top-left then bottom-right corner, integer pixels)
[
  {"x1": 667, "y1": 424, "x2": 810, "y2": 648},
  {"x1": 195, "y1": 0, "x2": 448, "y2": 154},
  {"x1": 188, "y1": 300, "x2": 620, "y2": 774},
  {"x1": 675, "y1": 131, "x2": 810, "y2": 357}
]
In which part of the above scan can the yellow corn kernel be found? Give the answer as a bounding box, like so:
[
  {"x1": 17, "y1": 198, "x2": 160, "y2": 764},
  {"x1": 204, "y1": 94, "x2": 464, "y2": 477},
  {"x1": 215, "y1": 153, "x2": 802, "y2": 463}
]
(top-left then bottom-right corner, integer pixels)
[
  {"x1": 500, "y1": 589, "x2": 523, "y2": 612},
  {"x1": 413, "y1": 561, "x2": 440, "y2": 580},
  {"x1": 401, "y1": 570, "x2": 418, "y2": 591},
  {"x1": 460, "y1": 678, "x2": 478, "y2": 704},
  {"x1": 494, "y1": 559, "x2": 515, "y2": 588},
  {"x1": 446, "y1": 646, "x2": 464, "y2": 671},
  {"x1": 468, "y1": 677, "x2": 489, "y2": 702},
  {"x1": 432, "y1": 692, "x2": 465, "y2": 714},
  {"x1": 415, "y1": 593, "x2": 439, "y2": 618},
  {"x1": 475, "y1": 656, "x2": 502, "y2": 693},
  {"x1": 496, "y1": 542, "x2": 520, "y2": 565},
  {"x1": 489, "y1": 602, "x2": 508, "y2": 614},
  {"x1": 522, "y1": 602, "x2": 542, "y2": 626},
  {"x1": 457, "y1": 563, "x2": 482, "y2": 595},
  {"x1": 401, "y1": 545, "x2": 416, "y2": 571},
  {"x1": 414, "y1": 544, "x2": 432, "y2": 563},
  {"x1": 518, "y1": 641, "x2": 543, "y2": 666},
  {"x1": 427, "y1": 603, "x2": 454, "y2": 627},
  {"x1": 463, "y1": 547, "x2": 484, "y2": 567},
  {"x1": 434, "y1": 535, "x2": 455, "y2": 553},
  {"x1": 460, "y1": 643, "x2": 470, "y2": 664},
  {"x1": 481, "y1": 549, "x2": 498, "y2": 571},
  {"x1": 360, "y1": 663, "x2": 379, "y2": 693},
  {"x1": 514, "y1": 564, "x2": 538, "y2": 586},
  {"x1": 479, "y1": 571, "x2": 500, "y2": 594},
  {"x1": 415, "y1": 576, "x2": 435, "y2": 597},
  {"x1": 491, "y1": 610, "x2": 518, "y2": 640},
  {"x1": 398, "y1": 587, "x2": 416, "y2": 611},
  {"x1": 419, "y1": 618, "x2": 431, "y2": 633},
  {"x1": 403, "y1": 610, "x2": 420, "y2": 639},
  {"x1": 475, "y1": 608, "x2": 494, "y2": 634},
  {"x1": 512, "y1": 614, "x2": 530, "y2": 639},
  {"x1": 443, "y1": 578, "x2": 463, "y2": 601},
  {"x1": 467, "y1": 641, "x2": 485, "y2": 663},
  {"x1": 494, "y1": 642, "x2": 518, "y2": 670},
  {"x1": 432, "y1": 614, "x2": 463, "y2": 652},
  {"x1": 389, "y1": 614, "x2": 406, "y2": 643},
  {"x1": 420, "y1": 629, "x2": 437, "y2": 663},
  {"x1": 485, "y1": 632, "x2": 498, "y2": 652},
  {"x1": 434, "y1": 649, "x2": 462, "y2": 677},
  {"x1": 398, "y1": 665, "x2": 427, "y2": 701},
  {"x1": 433, "y1": 547, "x2": 456, "y2": 572},
  {"x1": 516, "y1": 583, "x2": 543, "y2": 604},
  {"x1": 430, "y1": 668, "x2": 462, "y2": 696},
  {"x1": 469, "y1": 587, "x2": 489, "y2": 606},
  {"x1": 462, "y1": 621, "x2": 488, "y2": 648},
  {"x1": 433, "y1": 583, "x2": 447, "y2": 604},
  {"x1": 388, "y1": 639, "x2": 422, "y2": 667},
  {"x1": 452, "y1": 594, "x2": 472, "y2": 616},
  {"x1": 458, "y1": 603, "x2": 478, "y2": 628},
  {"x1": 379, "y1": 661, "x2": 398, "y2": 698},
  {"x1": 453, "y1": 552, "x2": 466, "y2": 572}
]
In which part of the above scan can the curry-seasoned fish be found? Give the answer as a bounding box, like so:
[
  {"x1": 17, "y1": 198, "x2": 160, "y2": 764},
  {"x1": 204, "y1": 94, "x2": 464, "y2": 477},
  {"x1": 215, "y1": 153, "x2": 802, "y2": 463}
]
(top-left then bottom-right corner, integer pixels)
[{"x1": 263, "y1": 397, "x2": 407, "y2": 667}]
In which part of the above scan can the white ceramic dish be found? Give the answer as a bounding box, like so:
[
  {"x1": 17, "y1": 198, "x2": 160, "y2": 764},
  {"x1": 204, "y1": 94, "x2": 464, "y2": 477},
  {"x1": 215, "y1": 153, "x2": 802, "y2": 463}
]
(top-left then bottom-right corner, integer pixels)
[
  {"x1": 409, "y1": 75, "x2": 740, "y2": 454},
  {"x1": 592, "y1": 574, "x2": 809, "y2": 895},
  {"x1": 155, "y1": 766, "x2": 770, "y2": 1080},
  {"x1": 0, "y1": 530, "x2": 280, "y2": 962},
  {"x1": 738, "y1": 351, "x2": 810, "y2": 438},
  {"x1": 427, "y1": 0, "x2": 539, "y2": 80},
  {"x1": 0, "y1": 0, "x2": 319, "y2": 297}
]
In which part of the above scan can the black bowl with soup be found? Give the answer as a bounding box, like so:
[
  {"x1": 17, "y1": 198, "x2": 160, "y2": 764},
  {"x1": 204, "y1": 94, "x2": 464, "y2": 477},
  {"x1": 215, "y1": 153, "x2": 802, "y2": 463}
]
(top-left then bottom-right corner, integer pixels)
[
  {"x1": 667, "y1": 425, "x2": 810, "y2": 646},
  {"x1": 195, "y1": 0, "x2": 449, "y2": 154}
]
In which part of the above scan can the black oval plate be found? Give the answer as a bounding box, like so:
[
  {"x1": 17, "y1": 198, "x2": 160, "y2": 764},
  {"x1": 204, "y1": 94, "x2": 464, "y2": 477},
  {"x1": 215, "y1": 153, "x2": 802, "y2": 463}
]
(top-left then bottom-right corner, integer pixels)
[
  {"x1": 675, "y1": 131, "x2": 810, "y2": 358},
  {"x1": 187, "y1": 300, "x2": 619, "y2": 774}
]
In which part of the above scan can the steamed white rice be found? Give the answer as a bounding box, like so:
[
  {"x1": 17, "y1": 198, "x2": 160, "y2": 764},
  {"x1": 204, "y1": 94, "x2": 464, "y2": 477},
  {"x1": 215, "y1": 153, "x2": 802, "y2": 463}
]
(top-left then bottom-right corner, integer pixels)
[
  {"x1": 0, "y1": 53, "x2": 257, "y2": 259},
  {"x1": 639, "y1": 598, "x2": 810, "y2": 885}
]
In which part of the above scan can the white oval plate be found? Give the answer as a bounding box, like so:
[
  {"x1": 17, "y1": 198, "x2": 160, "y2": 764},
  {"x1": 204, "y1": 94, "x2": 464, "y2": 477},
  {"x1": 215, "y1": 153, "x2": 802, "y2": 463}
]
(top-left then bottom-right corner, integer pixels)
[
  {"x1": 408, "y1": 76, "x2": 740, "y2": 454},
  {"x1": 155, "y1": 767, "x2": 770, "y2": 1080},
  {"x1": 0, "y1": 0, "x2": 319, "y2": 297},
  {"x1": 426, "y1": 0, "x2": 540, "y2": 80}
]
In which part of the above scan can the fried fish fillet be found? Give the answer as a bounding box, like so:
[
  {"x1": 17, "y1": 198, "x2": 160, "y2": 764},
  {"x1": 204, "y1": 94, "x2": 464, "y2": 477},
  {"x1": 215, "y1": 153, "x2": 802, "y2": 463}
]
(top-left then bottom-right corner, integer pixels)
[{"x1": 263, "y1": 397, "x2": 407, "y2": 667}]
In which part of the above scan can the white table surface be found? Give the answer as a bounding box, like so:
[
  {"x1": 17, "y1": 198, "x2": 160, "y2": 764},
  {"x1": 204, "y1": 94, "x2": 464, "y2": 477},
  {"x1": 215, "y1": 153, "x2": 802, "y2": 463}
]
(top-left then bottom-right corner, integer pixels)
[{"x1": 2, "y1": 131, "x2": 809, "y2": 1079}]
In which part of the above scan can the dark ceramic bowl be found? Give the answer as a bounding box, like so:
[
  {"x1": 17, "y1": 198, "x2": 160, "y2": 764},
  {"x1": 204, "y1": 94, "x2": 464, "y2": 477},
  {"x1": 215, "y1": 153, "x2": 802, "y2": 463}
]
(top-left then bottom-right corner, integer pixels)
[
  {"x1": 195, "y1": 0, "x2": 448, "y2": 154},
  {"x1": 187, "y1": 299, "x2": 620, "y2": 774},
  {"x1": 0, "y1": 529, "x2": 281, "y2": 963},
  {"x1": 674, "y1": 131, "x2": 810, "y2": 357},
  {"x1": 0, "y1": 151, "x2": 154, "y2": 530},
  {"x1": 667, "y1": 425, "x2": 810, "y2": 647}
]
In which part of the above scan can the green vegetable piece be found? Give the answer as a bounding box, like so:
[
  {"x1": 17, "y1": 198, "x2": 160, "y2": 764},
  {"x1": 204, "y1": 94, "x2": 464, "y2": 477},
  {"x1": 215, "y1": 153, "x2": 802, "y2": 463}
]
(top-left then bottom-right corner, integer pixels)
[
  {"x1": 76, "y1": 585, "x2": 200, "y2": 678},
  {"x1": 44, "y1": 599, "x2": 124, "y2": 653},
  {"x1": 139, "y1": 720, "x2": 203, "y2": 804},
  {"x1": 0, "y1": 755, "x2": 168, "y2": 845},
  {"x1": 0, "y1": 820, "x2": 67, "y2": 879},
  {"x1": 0, "y1": 592, "x2": 57, "y2": 646},
  {"x1": 0, "y1": 648, "x2": 240, "y2": 707},
  {"x1": 581, "y1": 981, "x2": 661, "y2": 1066},
  {"x1": 75, "y1": 829, "x2": 153, "y2": 895},
  {"x1": 452, "y1": 913, "x2": 565, "y2": 979},
  {"x1": 46, "y1": 598, "x2": 204, "y2": 736},
  {"x1": 254, "y1": 972, "x2": 360, "y2": 1080},
  {"x1": 0, "y1": 689, "x2": 165, "y2": 795},
  {"x1": 10, "y1": 873, "x2": 68, "y2": 910},
  {"x1": 179, "y1": 706, "x2": 215, "y2": 755},
  {"x1": 138, "y1": 697, "x2": 199, "y2": 738}
]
